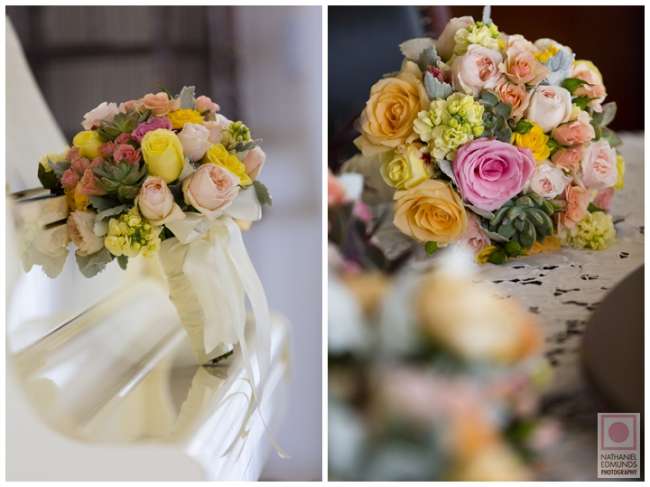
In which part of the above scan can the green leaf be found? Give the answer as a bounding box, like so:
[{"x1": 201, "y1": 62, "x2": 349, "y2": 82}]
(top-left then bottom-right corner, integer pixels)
[
  {"x1": 38, "y1": 163, "x2": 63, "y2": 193},
  {"x1": 601, "y1": 127, "x2": 622, "y2": 147},
  {"x1": 592, "y1": 102, "x2": 617, "y2": 128},
  {"x1": 253, "y1": 180, "x2": 272, "y2": 206},
  {"x1": 513, "y1": 119, "x2": 533, "y2": 134},
  {"x1": 479, "y1": 90, "x2": 499, "y2": 107},
  {"x1": 487, "y1": 248, "x2": 507, "y2": 265},
  {"x1": 424, "y1": 241, "x2": 439, "y2": 255},
  {"x1": 233, "y1": 140, "x2": 259, "y2": 153},
  {"x1": 504, "y1": 240, "x2": 522, "y2": 257},
  {"x1": 75, "y1": 248, "x2": 114, "y2": 278},
  {"x1": 495, "y1": 126, "x2": 512, "y2": 143},
  {"x1": 573, "y1": 96, "x2": 591, "y2": 110},
  {"x1": 178, "y1": 85, "x2": 195, "y2": 109},
  {"x1": 547, "y1": 137, "x2": 561, "y2": 153},
  {"x1": 561, "y1": 77, "x2": 589, "y2": 94},
  {"x1": 424, "y1": 72, "x2": 453, "y2": 100},
  {"x1": 117, "y1": 255, "x2": 128, "y2": 270},
  {"x1": 494, "y1": 102, "x2": 512, "y2": 119}
]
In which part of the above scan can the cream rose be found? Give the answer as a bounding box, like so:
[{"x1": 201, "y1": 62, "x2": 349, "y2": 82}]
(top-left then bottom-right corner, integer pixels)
[
  {"x1": 355, "y1": 61, "x2": 428, "y2": 156},
  {"x1": 393, "y1": 179, "x2": 467, "y2": 244},
  {"x1": 82, "y1": 101, "x2": 119, "y2": 130},
  {"x1": 177, "y1": 123, "x2": 211, "y2": 161},
  {"x1": 525, "y1": 85, "x2": 572, "y2": 132},
  {"x1": 182, "y1": 163, "x2": 240, "y2": 218},
  {"x1": 451, "y1": 45, "x2": 503, "y2": 96},
  {"x1": 203, "y1": 114, "x2": 232, "y2": 144},
  {"x1": 436, "y1": 16, "x2": 474, "y2": 61},
  {"x1": 137, "y1": 176, "x2": 184, "y2": 225},
  {"x1": 242, "y1": 146, "x2": 266, "y2": 180},
  {"x1": 67, "y1": 211, "x2": 104, "y2": 256},
  {"x1": 581, "y1": 140, "x2": 618, "y2": 190},
  {"x1": 528, "y1": 162, "x2": 570, "y2": 199}
]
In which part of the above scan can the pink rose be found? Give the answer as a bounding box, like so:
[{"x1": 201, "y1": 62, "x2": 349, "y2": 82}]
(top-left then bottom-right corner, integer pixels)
[
  {"x1": 142, "y1": 92, "x2": 178, "y2": 116},
  {"x1": 242, "y1": 146, "x2": 266, "y2": 180},
  {"x1": 551, "y1": 145, "x2": 583, "y2": 173},
  {"x1": 131, "y1": 116, "x2": 172, "y2": 142},
  {"x1": 82, "y1": 101, "x2": 119, "y2": 130},
  {"x1": 453, "y1": 138, "x2": 536, "y2": 211},
  {"x1": 137, "y1": 176, "x2": 184, "y2": 224},
  {"x1": 182, "y1": 164, "x2": 240, "y2": 218},
  {"x1": 436, "y1": 16, "x2": 474, "y2": 60},
  {"x1": 67, "y1": 211, "x2": 104, "y2": 256},
  {"x1": 551, "y1": 113, "x2": 595, "y2": 146},
  {"x1": 61, "y1": 168, "x2": 80, "y2": 190},
  {"x1": 195, "y1": 95, "x2": 220, "y2": 114},
  {"x1": 501, "y1": 35, "x2": 549, "y2": 86},
  {"x1": 451, "y1": 45, "x2": 502, "y2": 96},
  {"x1": 528, "y1": 162, "x2": 570, "y2": 199},
  {"x1": 594, "y1": 187, "x2": 615, "y2": 211},
  {"x1": 581, "y1": 140, "x2": 617, "y2": 190},
  {"x1": 113, "y1": 144, "x2": 141, "y2": 165},
  {"x1": 560, "y1": 184, "x2": 591, "y2": 229},
  {"x1": 78, "y1": 168, "x2": 106, "y2": 196},
  {"x1": 460, "y1": 213, "x2": 490, "y2": 252},
  {"x1": 493, "y1": 78, "x2": 530, "y2": 121}
]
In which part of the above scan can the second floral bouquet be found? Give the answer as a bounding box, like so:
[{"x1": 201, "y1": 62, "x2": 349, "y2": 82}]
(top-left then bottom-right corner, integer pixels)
[{"x1": 350, "y1": 9, "x2": 624, "y2": 264}]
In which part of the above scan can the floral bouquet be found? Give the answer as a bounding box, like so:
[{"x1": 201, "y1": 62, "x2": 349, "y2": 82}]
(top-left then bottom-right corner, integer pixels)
[
  {"x1": 17, "y1": 86, "x2": 272, "y2": 366},
  {"x1": 345, "y1": 7, "x2": 624, "y2": 264}
]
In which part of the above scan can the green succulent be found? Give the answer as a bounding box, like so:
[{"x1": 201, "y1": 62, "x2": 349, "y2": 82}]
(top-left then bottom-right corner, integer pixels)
[
  {"x1": 97, "y1": 109, "x2": 151, "y2": 141},
  {"x1": 487, "y1": 193, "x2": 556, "y2": 251},
  {"x1": 478, "y1": 90, "x2": 512, "y2": 143},
  {"x1": 93, "y1": 161, "x2": 147, "y2": 202}
]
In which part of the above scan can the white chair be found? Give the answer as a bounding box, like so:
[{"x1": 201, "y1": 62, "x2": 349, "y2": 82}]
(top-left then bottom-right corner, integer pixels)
[{"x1": 6, "y1": 17, "x2": 290, "y2": 481}]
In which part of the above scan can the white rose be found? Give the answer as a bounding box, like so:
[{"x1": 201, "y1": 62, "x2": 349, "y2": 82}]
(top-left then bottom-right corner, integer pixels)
[
  {"x1": 451, "y1": 45, "x2": 503, "y2": 96},
  {"x1": 177, "y1": 123, "x2": 211, "y2": 161},
  {"x1": 528, "y1": 162, "x2": 570, "y2": 198},
  {"x1": 436, "y1": 16, "x2": 474, "y2": 60},
  {"x1": 242, "y1": 146, "x2": 266, "y2": 180},
  {"x1": 525, "y1": 85, "x2": 572, "y2": 132},
  {"x1": 581, "y1": 140, "x2": 618, "y2": 190},
  {"x1": 67, "y1": 211, "x2": 104, "y2": 256},
  {"x1": 204, "y1": 114, "x2": 232, "y2": 144},
  {"x1": 81, "y1": 101, "x2": 119, "y2": 130},
  {"x1": 137, "y1": 176, "x2": 184, "y2": 225}
]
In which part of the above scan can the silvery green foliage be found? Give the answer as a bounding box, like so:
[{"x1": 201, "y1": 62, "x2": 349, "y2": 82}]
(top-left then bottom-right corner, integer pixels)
[
  {"x1": 75, "y1": 247, "x2": 114, "y2": 278},
  {"x1": 424, "y1": 72, "x2": 453, "y2": 100},
  {"x1": 341, "y1": 153, "x2": 394, "y2": 205},
  {"x1": 437, "y1": 159, "x2": 456, "y2": 185},
  {"x1": 93, "y1": 204, "x2": 127, "y2": 237},
  {"x1": 399, "y1": 37, "x2": 436, "y2": 63},
  {"x1": 544, "y1": 47, "x2": 574, "y2": 86},
  {"x1": 482, "y1": 5, "x2": 492, "y2": 24},
  {"x1": 465, "y1": 203, "x2": 494, "y2": 220},
  {"x1": 178, "y1": 85, "x2": 195, "y2": 109},
  {"x1": 417, "y1": 46, "x2": 441, "y2": 71},
  {"x1": 592, "y1": 102, "x2": 617, "y2": 128}
]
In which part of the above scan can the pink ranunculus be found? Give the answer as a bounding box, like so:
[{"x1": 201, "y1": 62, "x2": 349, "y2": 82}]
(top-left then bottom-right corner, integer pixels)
[
  {"x1": 453, "y1": 138, "x2": 536, "y2": 211},
  {"x1": 100, "y1": 142, "x2": 116, "y2": 158},
  {"x1": 142, "y1": 92, "x2": 177, "y2": 116},
  {"x1": 493, "y1": 78, "x2": 530, "y2": 121},
  {"x1": 551, "y1": 113, "x2": 595, "y2": 146},
  {"x1": 551, "y1": 145, "x2": 583, "y2": 174},
  {"x1": 131, "y1": 116, "x2": 173, "y2": 142},
  {"x1": 195, "y1": 95, "x2": 220, "y2": 114},
  {"x1": 460, "y1": 213, "x2": 490, "y2": 252},
  {"x1": 560, "y1": 184, "x2": 591, "y2": 229},
  {"x1": 81, "y1": 101, "x2": 119, "y2": 130},
  {"x1": 113, "y1": 144, "x2": 141, "y2": 165},
  {"x1": 78, "y1": 168, "x2": 106, "y2": 196},
  {"x1": 114, "y1": 132, "x2": 132, "y2": 145},
  {"x1": 581, "y1": 139, "x2": 618, "y2": 190},
  {"x1": 594, "y1": 187, "x2": 615, "y2": 211},
  {"x1": 451, "y1": 45, "x2": 503, "y2": 96},
  {"x1": 182, "y1": 164, "x2": 240, "y2": 218},
  {"x1": 242, "y1": 146, "x2": 266, "y2": 180},
  {"x1": 61, "y1": 168, "x2": 80, "y2": 190}
]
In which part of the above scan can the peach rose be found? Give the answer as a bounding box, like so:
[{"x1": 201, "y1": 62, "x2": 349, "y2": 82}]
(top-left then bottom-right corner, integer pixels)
[
  {"x1": 242, "y1": 146, "x2": 266, "y2": 180},
  {"x1": 142, "y1": 92, "x2": 178, "y2": 116},
  {"x1": 551, "y1": 112, "x2": 595, "y2": 146},
  {"x1": 182, "y1": 163, "x2": 240, "y2": 218},
  {"x1": 493, "y1": 78, "x2": 530, "y2": 121},
  {"x1": 501, "y1": 35, "x2": 549, "y2": 86},
  {"x1": 560, "y1": 184, "x2": 591, "y2": 229},
  {"x1": 354, "y1": 61, "x2": 428, "y2": 156},
  {"x1": 195, "y1": 95, "x2": 220, "y2": 114},
  {"x1": 573, "y1": 60, "x2": 607, "y2": 112},
  {"x1": 67, "y1": 210, "x2": 104, "y2": 256},
  {"x1": 137, "y1": 176, "x2": 184, "y2": 225},
  {"x1": 393, "y1": 179, "x2": 467, "y2": 244},
  {"x1": 551, "y1": 145, "x2": 584, "y2": 173}
]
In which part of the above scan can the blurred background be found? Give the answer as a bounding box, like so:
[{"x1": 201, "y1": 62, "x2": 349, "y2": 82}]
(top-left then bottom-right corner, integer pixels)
[
  {"x1": 329, "y1": 5, "x2": 644, "y2": 166},
  {"x1": 6, "y1": 6, "x2": 321, "y2": 480}
]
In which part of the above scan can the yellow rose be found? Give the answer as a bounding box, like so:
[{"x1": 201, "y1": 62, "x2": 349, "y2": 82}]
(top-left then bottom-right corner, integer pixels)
[
  {"x1": 72, "y1": 130, "x2": 102, "y2": 159},
  {"x1": 355, "y1": 60, "x2": 429, "y2": 157},
  {"x1": 615, "y1": 154, "x2": 625, "y2": 190},
  {"x1": 203, "y1": 144, "x2": 252, "y2": 186},
  {"x1": 393, "y1": 179, "x2": 467, "y2": 244},
  {"x1": 141, "y1": 129, "x2": 185, "y2": 183},
  {"x1": 380, "y1": 145, "x2": 432, "y2": 190},
  {"x1": 167, "y1": 109, "x2": 204, "y2": 129},
  {"x1": 513, "y1": 123, "x2": 550, "y2": 162}
]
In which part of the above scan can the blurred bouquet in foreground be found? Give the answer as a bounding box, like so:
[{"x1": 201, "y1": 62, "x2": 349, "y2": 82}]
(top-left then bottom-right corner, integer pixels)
[
  {"x1": 341, "y1": 6, "x2": 623, "y2": 265},
  {"x1": 328, "y1": 171, "x2": 559, "y2": 480}
]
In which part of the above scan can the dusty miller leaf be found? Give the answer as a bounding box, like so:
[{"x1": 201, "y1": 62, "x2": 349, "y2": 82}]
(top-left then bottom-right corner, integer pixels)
[
  {"x1": 178, "y1": 85, "x2": 195, "y2": 109},
  {"x1": 437, "y1": 159, "x2": 456, "y2": 185},
  {"x1": 399, "y1": 37, "x2": 436, "y2": 62},
  {"x1": 75, "y1": 248, "x2": 114, "y2": 278},
  {"x1": 424, "y1": 72, "x2": 453, "y2": 100}
]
